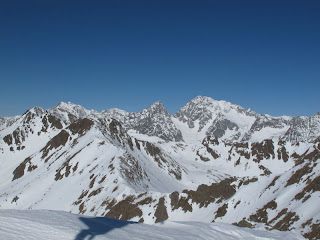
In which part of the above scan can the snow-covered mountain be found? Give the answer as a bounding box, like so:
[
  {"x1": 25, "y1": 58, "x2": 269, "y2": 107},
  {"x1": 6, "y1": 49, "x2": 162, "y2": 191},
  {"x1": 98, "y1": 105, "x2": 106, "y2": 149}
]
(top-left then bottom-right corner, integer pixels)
[
  {"x1": 1, "y1": 96, "x2": 320, "y2": 239},
  {"x1": 173, "y1": 96, "x2": 294, "y2": 143},
  {"x1": 103, "y1": 101, "x2": 183, "y2": 142}
]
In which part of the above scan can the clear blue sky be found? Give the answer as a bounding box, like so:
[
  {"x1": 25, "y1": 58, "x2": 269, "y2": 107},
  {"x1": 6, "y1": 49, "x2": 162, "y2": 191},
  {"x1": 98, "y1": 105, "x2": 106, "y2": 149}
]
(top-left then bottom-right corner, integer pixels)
[{"x1": 1, "y1": 0, "x2": 319, "y2": 117}]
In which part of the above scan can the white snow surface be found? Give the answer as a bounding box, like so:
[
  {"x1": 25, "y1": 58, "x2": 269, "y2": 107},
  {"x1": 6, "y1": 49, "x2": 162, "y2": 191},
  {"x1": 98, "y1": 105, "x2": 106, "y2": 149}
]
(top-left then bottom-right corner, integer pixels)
[{"x1": 0, "y1": 209, "x2": 305, "y2": 240}]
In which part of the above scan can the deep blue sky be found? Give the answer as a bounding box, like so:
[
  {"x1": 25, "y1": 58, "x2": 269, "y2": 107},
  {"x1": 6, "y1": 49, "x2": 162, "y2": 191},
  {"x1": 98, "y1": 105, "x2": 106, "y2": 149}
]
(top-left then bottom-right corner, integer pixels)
[{"x1": 1, "y1": 0, "x2": 319, "y2": 117}]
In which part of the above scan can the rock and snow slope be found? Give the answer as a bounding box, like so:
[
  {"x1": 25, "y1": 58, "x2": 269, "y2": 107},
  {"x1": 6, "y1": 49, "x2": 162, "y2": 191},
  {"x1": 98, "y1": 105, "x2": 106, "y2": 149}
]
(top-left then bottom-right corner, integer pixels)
[
  {"x1": 1, "y1": 96, "x2": 320, "y2": 239},
  {"x1": 0, "y1": 209, "x2": 305, "y2": 240}
]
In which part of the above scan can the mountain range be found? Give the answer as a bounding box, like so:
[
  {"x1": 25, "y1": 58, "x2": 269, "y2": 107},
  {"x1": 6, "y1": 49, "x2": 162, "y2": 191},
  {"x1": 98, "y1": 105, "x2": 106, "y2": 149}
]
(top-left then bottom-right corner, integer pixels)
[{"x1": 1, "y1": 96, "x2": 319, "y2": 239}]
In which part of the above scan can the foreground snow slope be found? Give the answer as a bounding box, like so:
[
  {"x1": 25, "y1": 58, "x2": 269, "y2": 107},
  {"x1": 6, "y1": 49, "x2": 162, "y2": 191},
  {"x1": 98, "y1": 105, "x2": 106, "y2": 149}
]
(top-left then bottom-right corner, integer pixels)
[{"x1": 0, "y1": 209, "x2": 305, "y2": 240}]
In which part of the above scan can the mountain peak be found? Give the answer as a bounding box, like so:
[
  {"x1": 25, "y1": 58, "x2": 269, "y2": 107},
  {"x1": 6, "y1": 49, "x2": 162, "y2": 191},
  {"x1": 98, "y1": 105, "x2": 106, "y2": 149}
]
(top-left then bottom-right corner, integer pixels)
[
  {"x1": 53, "y1": 101, "x2": 99, "y2": 116},
  {"x1": 191, "y1": 95, "x2": 215, "y2": 102},
  {"x1": 144, "y1": 101, "x2": 169, "y2": 115},
  {"x1": 148, "y1": 101, "x2": 165, "y2": 108},
  {"x1": 174, "y1": 96, "x2": 259, "y2": 141},
  {"x1": 189, "y1": 96, "x2": 242, "y2": 112},
  {"x1": 49, "y1": 102, "x2": 95, "y2": 124},
  {"x1": 55, "y1": 101, "x2": 80, "y2": 110}
]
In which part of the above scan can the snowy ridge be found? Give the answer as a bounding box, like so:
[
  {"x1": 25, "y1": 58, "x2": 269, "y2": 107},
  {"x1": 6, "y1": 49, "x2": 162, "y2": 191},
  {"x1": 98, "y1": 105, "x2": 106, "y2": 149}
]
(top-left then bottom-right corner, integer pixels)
[
  {"x1": 2, "y1": 96, "x2": 318, "y2": 143},
  {"x1": 1, "y1": 97, "x2": 320, "y2": 239}
]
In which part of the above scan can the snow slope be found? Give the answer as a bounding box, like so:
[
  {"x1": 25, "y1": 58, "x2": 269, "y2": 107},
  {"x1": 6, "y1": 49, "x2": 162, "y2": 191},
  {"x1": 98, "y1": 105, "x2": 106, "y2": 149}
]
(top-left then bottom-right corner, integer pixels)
[{"x1": 0, "y1": 209, "x2": 305, "y2": 240}]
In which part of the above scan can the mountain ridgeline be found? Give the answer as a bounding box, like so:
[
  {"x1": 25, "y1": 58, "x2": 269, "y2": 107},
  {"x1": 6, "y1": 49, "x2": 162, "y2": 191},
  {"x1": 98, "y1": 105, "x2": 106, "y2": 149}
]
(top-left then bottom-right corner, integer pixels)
[{"x1": 1, "y1": 96, "x2": 320, "y2": 239}]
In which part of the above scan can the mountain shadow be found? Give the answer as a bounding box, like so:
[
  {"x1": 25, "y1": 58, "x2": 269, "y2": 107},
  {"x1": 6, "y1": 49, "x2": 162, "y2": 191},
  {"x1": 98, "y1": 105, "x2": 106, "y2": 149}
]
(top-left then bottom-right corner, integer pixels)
[{"x1": 75, "y1": 216, "x2": 137, "y2": 240}]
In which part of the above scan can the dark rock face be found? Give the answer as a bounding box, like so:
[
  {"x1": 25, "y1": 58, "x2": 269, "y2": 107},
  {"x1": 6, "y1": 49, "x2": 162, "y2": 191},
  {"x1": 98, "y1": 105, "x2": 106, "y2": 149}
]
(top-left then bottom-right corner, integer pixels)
[
  {"x1": 242, "y1": 177, "x2": 258, "y2": 186},
  {"x1": 196, "y1": 150, "x2": 210, "y2": 162},
  {"x1": 233, "y1": 219, "x2": 254, "y2": 228},
  {"x1": 272, "y1": 211, "x2": 300, "y2": 231},
  {"x1": 172, "y1": 178, "x2": 237, "y2": 211},
  {"x1": 41, "y1": 130, "x2": 70, "y2": 159},
  {"x1": 277, "y1": 141, "x2": 289, "y2": 162},
  {"x1": 196, "y1": 137, "x2": 220, "y2": 161},
  {"x1": 169, "y1": 191, "x2": 179, "y2": 208},
  {"x1": 3, "y1": 134, "x2": 13, "y2": 146},
  {"x1": 232, "y1": 142, "x2": 251, "y2": 160},
  {"x1": 303, "y1": 222, "x2": 320, "y2": 240},
  {"x1": 67, "y1": 118, "x2": 94, "y2": 135},
  {"x1": 105, "y1": 196, "x2": 143, "y2": 221},
  {"x1": 154, "y1": 197, "x2": 168, "y2": 223},
  {"x1": 251, "y1": 140, "x2": 275, "y2": 163},
  {"x1": 3, "y1": 127, "x2": 27, "y2": 149},
  {"x1": 100, "y1": 179, "x2": 236, "y2": 224},
  {"x1": 215, "y1": 203, "x2": 228, "y2": 218},
  {"x1": 286, "y1": 163, "x2": 313, "y2": 186},
  {"x1": 2, "y1": 107, "x2": 65, "y2": 153},
  {"x1": 41, "y1": 115, "x2": 63, "y2": 132},
  {"x1": 249, "y1": 200, "x2": 277, "y2": 223},
  {"x1": 48, "y1": 115, "x2": 63, "y2": 129},
  {"x1": 12, "y1": 157, "x2": 37, "y2": 181},
  {"x1": 294, "y1": 175, "x2": 320, "y2": 201}
]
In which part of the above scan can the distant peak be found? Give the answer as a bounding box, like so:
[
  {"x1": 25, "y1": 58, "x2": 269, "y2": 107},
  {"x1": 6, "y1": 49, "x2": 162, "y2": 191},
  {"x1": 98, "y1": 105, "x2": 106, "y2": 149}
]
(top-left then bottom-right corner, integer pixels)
[
  {"x1": 192, "y1": 96, "x2": 215, "y2": 102},
  {"x1": 56, "y1": 101, "x2": 77, "y2": 108},
  {"x1": 188, "y1": 96, "x2": 232, "y2": 108},
  {"x1": 144, "y1": 101, "x2": 170, "y2": 115},
  {"x1": 53, "y1": 102, "x2": 92, "y2": 113},
  {"x1": 150, "y1": 101, "x2": 164, "y2": 107},
  {"x1": 145, "y1": 101, "x2": 166, "y2": 110},
  {"x1": 191, "y1": 96, "x2": 232, "y2": 104}
]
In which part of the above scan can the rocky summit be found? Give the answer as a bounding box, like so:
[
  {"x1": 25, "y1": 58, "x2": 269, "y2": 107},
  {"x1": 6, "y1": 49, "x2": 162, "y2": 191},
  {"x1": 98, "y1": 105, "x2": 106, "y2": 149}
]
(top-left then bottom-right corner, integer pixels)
[{"x1": 1, "y1": 96, "x2": 320, "y2": 239}]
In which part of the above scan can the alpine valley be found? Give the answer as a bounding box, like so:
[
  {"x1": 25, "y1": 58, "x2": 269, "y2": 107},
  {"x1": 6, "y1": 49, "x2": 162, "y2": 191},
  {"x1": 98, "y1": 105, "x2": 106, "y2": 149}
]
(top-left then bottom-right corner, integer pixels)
[{"x1": 1, "y1": 96, "x2": 320, "y2": 239}]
